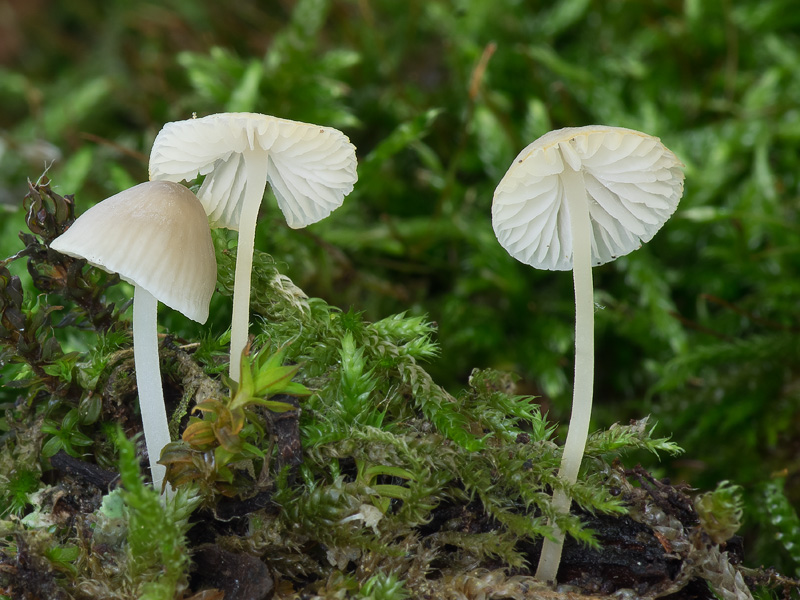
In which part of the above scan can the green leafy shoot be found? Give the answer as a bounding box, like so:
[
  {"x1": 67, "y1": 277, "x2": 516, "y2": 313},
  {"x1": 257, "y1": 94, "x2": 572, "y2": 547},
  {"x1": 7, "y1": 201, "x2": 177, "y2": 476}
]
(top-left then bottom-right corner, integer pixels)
[
  {"x1": 695, "y1": 480, "x2": 744, "y2": 545},
  {"x1": 0, "y1": 468, "x2": 39, "y2": 518},
  {"x1": 584, "y1": 417, "x2": 684, "y2": 459},
  {"x1": 227, "y1": 343, "x2": 310, "y2": 413},
  {"x1": 761, "y1": 477, "x2": 800, "y2": 576},
  {"x1": 40, "y1": 408, "x2": 93, "y2": 458},
  {"x1": 116, "y1": 429, "x2": 201, "y2": 599},
  {"x1": 358, "y1": 572, "x2": 411, "y2": 600}
]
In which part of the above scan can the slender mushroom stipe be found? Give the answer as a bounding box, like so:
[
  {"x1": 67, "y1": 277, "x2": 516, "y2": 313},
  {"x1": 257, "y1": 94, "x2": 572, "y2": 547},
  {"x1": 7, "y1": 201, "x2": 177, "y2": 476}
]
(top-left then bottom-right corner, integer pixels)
[
  {"x1": 492, "y1": 125, "x2": 684, "y2": 583},
  {"x1": 131, "y1": 285, "x2": 170, "y2": 492}
]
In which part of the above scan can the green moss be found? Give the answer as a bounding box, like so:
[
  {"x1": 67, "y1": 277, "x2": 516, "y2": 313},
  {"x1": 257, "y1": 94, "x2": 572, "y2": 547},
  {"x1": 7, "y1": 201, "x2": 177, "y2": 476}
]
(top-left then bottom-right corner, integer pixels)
[{"x1": 115, "y1": 432, "x2": 201, "y2": 600}]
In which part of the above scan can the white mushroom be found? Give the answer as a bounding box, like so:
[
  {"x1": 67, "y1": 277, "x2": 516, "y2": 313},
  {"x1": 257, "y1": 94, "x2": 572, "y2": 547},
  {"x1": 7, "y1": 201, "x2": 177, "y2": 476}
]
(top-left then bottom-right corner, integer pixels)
[
  {"x1": 148, "y1": 112, "x2": 358, "y2": 380},
  {"x1": 492, "y1": 125, "x2": 684, "y2": 583},
  {"x1": 50, "y1": 181, "x2": 217, "y2": 494}
]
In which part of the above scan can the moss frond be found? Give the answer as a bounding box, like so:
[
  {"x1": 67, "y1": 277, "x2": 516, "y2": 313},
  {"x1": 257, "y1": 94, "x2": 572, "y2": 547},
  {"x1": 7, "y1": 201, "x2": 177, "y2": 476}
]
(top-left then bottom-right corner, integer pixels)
[
  {"x1": 585, "y1": 417, "x2": 684, "y2": 458},
  {"x1": 116, "y1": 431, "x2": 201, "y2": 599}
]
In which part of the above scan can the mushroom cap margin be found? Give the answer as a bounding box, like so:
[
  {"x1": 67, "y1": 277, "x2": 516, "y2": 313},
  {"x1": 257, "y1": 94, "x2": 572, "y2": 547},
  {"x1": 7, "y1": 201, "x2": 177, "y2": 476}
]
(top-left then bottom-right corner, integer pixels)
[
  {"x1": 148, "y1": 112, "x2": 358, "y2": 231},
  {"x1": 50, "y1": 180, "x2": 217, "y2": 323}
]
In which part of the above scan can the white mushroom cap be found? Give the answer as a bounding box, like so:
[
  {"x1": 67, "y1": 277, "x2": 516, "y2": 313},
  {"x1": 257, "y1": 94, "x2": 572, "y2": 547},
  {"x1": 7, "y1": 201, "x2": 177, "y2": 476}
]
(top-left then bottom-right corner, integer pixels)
[
  {"x1": 50, "y1": 181, "x2": 217, "y2": 323},
  {"x1": 492, "y1": 125, "x2": 684, "y2": 271},
  {"x1": 148, "y1": 112, "x2": 358, "y2": 230}
]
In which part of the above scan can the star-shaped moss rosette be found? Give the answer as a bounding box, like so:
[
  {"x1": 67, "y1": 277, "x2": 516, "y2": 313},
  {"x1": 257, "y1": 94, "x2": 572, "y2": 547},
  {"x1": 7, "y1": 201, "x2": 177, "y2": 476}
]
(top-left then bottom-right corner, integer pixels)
[{"x1": 162, "y1": 346, "x2": 309, "y2": 492}]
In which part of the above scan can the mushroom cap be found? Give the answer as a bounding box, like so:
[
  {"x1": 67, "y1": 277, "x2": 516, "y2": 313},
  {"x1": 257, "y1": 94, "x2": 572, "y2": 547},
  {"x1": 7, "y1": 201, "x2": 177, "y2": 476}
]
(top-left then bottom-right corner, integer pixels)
[
  {"x1": 50, "y1": 181, "x2": 217, "y2": 323},
  {"x1": 148, "y1": 112, "x2": 358, "y2": 231},
  {"x1": 492, "y1": 125, "x2": 684, "y2": 271}
]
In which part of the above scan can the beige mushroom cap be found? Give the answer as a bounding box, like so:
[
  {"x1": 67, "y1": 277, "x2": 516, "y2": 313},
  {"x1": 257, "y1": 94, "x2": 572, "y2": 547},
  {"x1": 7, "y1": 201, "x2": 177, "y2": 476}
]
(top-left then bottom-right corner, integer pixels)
[
  {"x1": 50, "y1": 181, "x2": 217, "y2": 323},
  {"x1": 492, "y1": 125, "x2": 685, "y2": 271},
  {"x1": 148, "y1": 112, "x2": 358, "y2": 230}
]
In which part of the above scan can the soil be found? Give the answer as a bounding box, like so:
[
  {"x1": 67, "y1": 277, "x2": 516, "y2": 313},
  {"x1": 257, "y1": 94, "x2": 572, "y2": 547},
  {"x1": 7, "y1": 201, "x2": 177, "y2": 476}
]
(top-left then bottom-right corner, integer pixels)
[{"x1": 18, "y1": 453, "x2": 774, "y2": 600}]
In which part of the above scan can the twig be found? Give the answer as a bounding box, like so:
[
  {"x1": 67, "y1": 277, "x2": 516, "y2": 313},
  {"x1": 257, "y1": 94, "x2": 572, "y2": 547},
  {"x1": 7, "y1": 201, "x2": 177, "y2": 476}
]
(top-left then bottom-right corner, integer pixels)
[{"x1": 49, "y1": 450, "x2": 118, "y2": 491}]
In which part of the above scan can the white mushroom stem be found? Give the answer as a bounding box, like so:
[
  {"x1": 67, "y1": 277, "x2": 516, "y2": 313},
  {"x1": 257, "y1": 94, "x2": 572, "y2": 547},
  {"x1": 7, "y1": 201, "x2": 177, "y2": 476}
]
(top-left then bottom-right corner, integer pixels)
[
  {"x1": 229, "y1": 148, "x2": 270, "y2": 381},
  {"x1": 535, "y1": 163, "x2": 595, "y2": 583},
  {"x1": 132, "y1": 285, "x2": 173, "y2": 496}
]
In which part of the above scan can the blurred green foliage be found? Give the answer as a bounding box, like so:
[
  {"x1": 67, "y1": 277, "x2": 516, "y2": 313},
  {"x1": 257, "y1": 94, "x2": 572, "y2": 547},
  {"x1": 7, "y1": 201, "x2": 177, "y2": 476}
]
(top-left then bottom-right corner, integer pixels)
[{"x1": 1, "y1": 0, "x2": 800, "y2": 576}]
